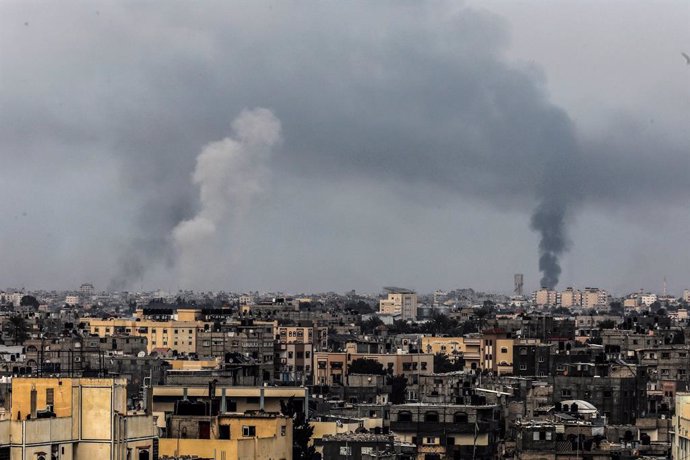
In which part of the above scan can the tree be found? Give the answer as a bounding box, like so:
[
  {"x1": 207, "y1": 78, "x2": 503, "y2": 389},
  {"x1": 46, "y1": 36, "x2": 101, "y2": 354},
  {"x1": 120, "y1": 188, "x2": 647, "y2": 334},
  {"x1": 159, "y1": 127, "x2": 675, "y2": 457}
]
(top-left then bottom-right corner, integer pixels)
[
  {"x1": 433, "y1": 353, "x2": 464, "y2": 373},
  {"x1": 6, "y1": 315, "x2": 29, "y2": 344},
  {"x1": 609, "y1": 301, "x2": 624, "y2": 315},
  {"x1": 20, "y1": 295, "x2": 39, "y2": 308},
  {"x1": 387, "y1": 375, "x2": 407, "y2": 404},
  {"x1": 349, "y1": 358, "x2": 386, "y2": 375},
  {"x1": 598, "y1": 319, "x2": 616, "y2": 330},
  {"x1": 280, "y1": 396, "x2": 316, "y2": 460},
  {"x1": 360, "y1": 316, "x2": 384, "y2": 334}
]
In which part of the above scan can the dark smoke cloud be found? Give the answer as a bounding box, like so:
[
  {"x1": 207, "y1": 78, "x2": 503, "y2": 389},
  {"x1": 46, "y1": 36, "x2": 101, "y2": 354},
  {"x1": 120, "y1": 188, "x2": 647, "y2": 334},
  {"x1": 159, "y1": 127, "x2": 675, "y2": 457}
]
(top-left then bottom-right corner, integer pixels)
[
  {"x1": 531, "y1": 200, "x2": 568, "y2": 289},
  {"x1": 0, "y1": 1, "x2": 687, "y2": 291}
]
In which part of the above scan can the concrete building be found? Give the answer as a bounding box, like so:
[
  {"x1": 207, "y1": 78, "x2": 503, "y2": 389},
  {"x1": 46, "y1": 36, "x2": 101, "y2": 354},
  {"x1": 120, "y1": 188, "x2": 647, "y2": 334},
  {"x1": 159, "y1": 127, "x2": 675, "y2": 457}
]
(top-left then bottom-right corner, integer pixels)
[
  {"x1": 559, "y1": 287, "x2": 582, "y2": 307},
  {"x1": 534, "y1": 289, "x2": 559, "y2": 307},
  {"x1": 313, "y1": 352, "x2": 433, "y2": 387},
  {"x1": 160, "y1": 411, "x2": 292, "y2": 460},
  {"x1": 421, "y1": 336, "x2": 479, "y2": 369},
  {"x1": 640, "y1": 293, "x2": 658, "y2": 307},
  {"x1": 379, "y1": 288, "x2": 418, "y2": 321},
  {"x1": 0, "y1": 377, "x2": 158, "y2": 459},
  {"x1": 582, "y1": 287, "x2": 608, "y2": 308},
  {"x1": 78, "y1": 284, "x2": 95, "y2": 297},
  {"x1": 152, "y1": 385, "x2": 308, "y2": 416},
  {"x1": 673, "y1": 392, "x2": 690, "y2": 460},
  {"x1": 389, "y1": 402, "x2": 501, "y2": 459},
  {"x1": 84, "y1": 309, "x2": 211, "y2": 354},
  {"x1": 64, "y1": 296, "x2": 80, "y2": 306},
  {"x1": 683, "y1": 289, "x2": 690, "y2": 303}
]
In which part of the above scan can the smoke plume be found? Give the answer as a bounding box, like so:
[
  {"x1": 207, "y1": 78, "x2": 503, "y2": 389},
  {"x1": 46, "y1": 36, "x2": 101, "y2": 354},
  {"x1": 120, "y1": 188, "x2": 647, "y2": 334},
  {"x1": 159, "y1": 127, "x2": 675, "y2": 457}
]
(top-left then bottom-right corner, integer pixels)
[
  {"x1": 1, "y1": 2, "x2": 687, "y2": 291},
  {"x1": 172, "y1": 108, "x2": 282, "y2": 286},
  {"x1": 531, "y1": 198, "x2": 569, "y2": 289}
]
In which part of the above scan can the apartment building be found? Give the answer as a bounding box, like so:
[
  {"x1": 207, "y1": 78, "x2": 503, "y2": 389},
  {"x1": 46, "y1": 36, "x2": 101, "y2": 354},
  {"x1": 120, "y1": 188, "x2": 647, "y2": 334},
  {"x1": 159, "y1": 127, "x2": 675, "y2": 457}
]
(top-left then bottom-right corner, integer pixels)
[
  {"x1": 379, "y1": 288, "x2": 418, "y2": 320},
  {"x1": 84, "y1": 308, "x2": 212, "y2": 354},
  {"x1": 313, "y1": 351, "x2": 433, "y2": 386},
  {"x1": 1, "y1": 377, "x2": 158, "y2": 459}
]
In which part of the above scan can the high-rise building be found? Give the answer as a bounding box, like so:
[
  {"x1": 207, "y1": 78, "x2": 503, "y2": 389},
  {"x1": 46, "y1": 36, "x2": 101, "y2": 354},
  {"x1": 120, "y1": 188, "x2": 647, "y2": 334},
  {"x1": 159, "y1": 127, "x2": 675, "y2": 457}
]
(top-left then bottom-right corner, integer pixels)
[
  {"x1": 79, "y1": 283, "x2": 95, "y2": 297},
  {"x1": 534, "y1": 288, "x2": 559, "y2": 307},
  {"x1": 560, "y1": 287, "x2": 582, "y2": 307},
  {"x1": 379, "y1": 287, "x2": 418, "y2": 320}
]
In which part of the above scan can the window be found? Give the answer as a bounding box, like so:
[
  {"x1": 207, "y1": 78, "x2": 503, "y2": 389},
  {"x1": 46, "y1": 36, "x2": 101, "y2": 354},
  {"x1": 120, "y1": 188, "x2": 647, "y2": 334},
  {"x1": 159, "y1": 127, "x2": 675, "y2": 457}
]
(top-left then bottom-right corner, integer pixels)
[
  {"x1": 500, "y1": 347, "x2": 508, "y2": 354},
  {"x1": 561, "y1": 389, "x2": 572, "y2": 397},
  {"x1": 424, "y1": 437, "x2": 437, "y2": 445},
  {"x1": 46, "y1": 388, "x2": 54, "y2": 406},
  {"x1": 281, "y1": 425, "x2": 286, "y2": 436},
  {"x1": 454, "y1": 412, "x2": 468, "y2": 423},
  {"x1": 520, "y1": 348, "x2": 527, "y2": 355},
  {"x1": 519, "y1": 364, "x2": 527, "y2": 370},
  {"x1": 397, "y1": 411, "x2": 412, "y2": 422},
  {"x1": 339, "y1": 446, "x2": 351, "y2": 456},
  {"x1": 242, "y1": 425, "x2": 256, "y2": 437},
  {"x1": 424, "y1": 411, "x2": 439, "y2": 422}
]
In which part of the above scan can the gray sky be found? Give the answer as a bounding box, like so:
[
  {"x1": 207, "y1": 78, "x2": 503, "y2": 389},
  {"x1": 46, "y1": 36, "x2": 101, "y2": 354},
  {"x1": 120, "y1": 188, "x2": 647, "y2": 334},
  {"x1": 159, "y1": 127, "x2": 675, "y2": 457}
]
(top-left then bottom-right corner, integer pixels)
[{"x1": 1, "y1": 1, "x2": 688, "y2": 295}]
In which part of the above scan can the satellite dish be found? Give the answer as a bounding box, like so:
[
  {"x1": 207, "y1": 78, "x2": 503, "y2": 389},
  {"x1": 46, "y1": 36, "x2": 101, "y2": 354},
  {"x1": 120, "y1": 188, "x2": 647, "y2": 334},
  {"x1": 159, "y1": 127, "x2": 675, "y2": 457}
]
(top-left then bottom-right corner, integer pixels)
[{"x1": 137, "y1": 351, "x2": 146, "y2": 358}]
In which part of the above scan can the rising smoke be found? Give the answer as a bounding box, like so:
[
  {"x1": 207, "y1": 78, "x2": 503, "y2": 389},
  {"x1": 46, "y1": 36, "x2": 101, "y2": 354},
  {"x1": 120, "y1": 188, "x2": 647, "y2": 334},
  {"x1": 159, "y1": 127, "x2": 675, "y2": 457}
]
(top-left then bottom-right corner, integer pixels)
[
  {"x1": 172, "y1": 108, "x2": 282, "y2": 287},
  {"x1": 1, "y1": 2, "x2": 686, "y2": 291},
  {"x1": 531, "y1": 199, "x2": 569, "y2": 289}
]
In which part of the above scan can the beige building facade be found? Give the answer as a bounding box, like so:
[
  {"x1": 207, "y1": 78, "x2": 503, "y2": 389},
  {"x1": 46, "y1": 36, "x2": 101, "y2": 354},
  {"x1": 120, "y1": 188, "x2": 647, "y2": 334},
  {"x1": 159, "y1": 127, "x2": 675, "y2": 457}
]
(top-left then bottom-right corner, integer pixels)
[
  {"x1": 1, "y1": 377, "x2": 157, "y2": 460},
  {"x1": 379, "y1": 288, "x2": 418, "y2": 320}
]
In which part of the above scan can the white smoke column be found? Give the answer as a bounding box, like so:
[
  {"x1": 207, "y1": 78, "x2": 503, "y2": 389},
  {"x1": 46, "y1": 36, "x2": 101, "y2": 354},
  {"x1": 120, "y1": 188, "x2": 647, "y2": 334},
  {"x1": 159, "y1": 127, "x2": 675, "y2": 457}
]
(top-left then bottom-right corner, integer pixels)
[{"x1": 172, "y1": 108, "x2": 282, "y2": 286}]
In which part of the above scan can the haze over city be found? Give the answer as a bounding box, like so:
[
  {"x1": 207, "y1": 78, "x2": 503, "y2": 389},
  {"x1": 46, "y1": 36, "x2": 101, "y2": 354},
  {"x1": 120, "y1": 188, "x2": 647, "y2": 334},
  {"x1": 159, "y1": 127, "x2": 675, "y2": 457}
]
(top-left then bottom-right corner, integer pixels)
[{"x1": 1, "y1": 1, "x2": 688, "y2": 295}]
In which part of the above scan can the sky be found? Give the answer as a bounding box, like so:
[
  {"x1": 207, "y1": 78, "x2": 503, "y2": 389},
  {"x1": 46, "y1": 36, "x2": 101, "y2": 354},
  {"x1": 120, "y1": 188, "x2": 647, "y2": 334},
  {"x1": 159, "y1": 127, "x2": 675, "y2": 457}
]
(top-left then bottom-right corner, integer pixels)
[{"x1": 1, "y1": 1, "x2": 688, "y2": 295}]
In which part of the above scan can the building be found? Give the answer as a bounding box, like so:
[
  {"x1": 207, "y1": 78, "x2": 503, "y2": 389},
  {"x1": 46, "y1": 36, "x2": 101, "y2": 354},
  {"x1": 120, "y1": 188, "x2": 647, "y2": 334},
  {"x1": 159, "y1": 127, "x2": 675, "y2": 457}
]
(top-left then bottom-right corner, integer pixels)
[
  {"x1": 389, "y1": 402, "x2": 502, "y2": 460},
  {"x1": 421, "y1": 337, "x2": 479, "y2": 369},
  {"x1": 0, "y1": 377, "x2": 158, "y2": 459},
  {"x1": 640, "y1": 293, "x2": 658, "y2": 306},
  {"x1": 84, "y1": 308, "x2": 211, "y2": 354},
  {"x1": 160, "y1": 410, "x2": 292, "y2": 460},
  {"x1": 683, "y1": 289, "x2": 690, "y2": 303},
  {"x1": 65, "y1": 295, "x2": 80, "y2": 306},
  {"x1": 313, "y1": 352, "x2": 433, "y2": 387},
  {"x1": 79, "y1": 283, "x2": 95, "y2": 297},
  {"x1": 673, "y1": 392, "x2": 690, "y2": 460},
  {"x1": 152, "y1": 385, "x2": 308, "y2": 416},
  {"x1": 534, "y1": 289, "x2": 559, "y2": 307},
  {"x1": 379, "y1": 288, "x2": 418, "y2": 321},
  {"x1": 582, "y1": 287, "x2": 608, "y2": 308},
  {"x1": 315, "y1": 433, "x2": 395, "y2": 460},
  {"x1": 559, "y1": 287, "x2": 582, "y2": 308}
]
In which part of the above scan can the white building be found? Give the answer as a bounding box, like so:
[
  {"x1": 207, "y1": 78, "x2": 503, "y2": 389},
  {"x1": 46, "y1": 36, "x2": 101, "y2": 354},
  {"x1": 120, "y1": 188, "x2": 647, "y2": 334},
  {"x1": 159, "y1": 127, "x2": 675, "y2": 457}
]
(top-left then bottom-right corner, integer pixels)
[
  {"x1": 640, "y1": 293, "x2": 658, "y2": 306},
  {"x1": 65, "y1": 295, "x2": 80, "y2": 306}
]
